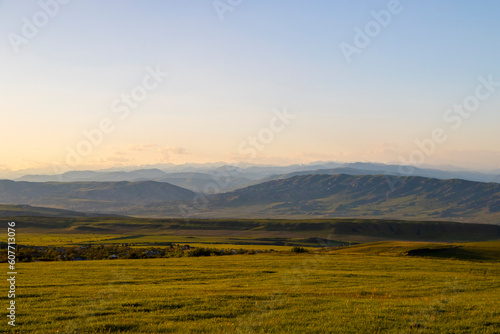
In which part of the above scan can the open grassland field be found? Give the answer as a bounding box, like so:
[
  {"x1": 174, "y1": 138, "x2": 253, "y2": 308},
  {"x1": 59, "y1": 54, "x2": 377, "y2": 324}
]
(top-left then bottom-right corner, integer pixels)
[
  {"x1": 15, "y1": 232, "x2": 308, "y2": 250},
  {"x1": 3, "y1": 216, "x2": 500, "y2": 333},
  {"x1": 10, "y1": 249, "x2": 500, "y2": 334},
  {"x1": 15, "y1": 233, "x2": 122, "y2": 247},
  {"x1": 5, "y1": 217, "x2": 500, "y2": 249}
]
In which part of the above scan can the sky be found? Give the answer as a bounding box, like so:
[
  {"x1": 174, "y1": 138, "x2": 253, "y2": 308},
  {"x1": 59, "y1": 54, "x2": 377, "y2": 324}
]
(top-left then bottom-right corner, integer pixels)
[{"x1": 1, "y1": 0, "x2": 499, "y2": 176}]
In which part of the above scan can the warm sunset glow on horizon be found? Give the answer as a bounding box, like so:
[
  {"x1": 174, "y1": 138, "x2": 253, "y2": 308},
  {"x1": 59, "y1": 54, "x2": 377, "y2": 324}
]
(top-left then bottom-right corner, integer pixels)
[{"x1": 1, "y1": 1, "x2": 499, "y2": 177}]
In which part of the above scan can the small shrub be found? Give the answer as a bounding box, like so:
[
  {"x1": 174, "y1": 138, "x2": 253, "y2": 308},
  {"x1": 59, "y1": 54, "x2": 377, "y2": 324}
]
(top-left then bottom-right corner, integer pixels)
[{"x1": 291, "y1": 246, "x2": 308, "y2": 253}]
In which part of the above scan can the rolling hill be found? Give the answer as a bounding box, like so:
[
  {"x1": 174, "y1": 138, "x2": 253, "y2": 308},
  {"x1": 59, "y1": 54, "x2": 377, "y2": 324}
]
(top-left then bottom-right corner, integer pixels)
[
  {"x1": 0, "y1": 180, "x2": 195, "y2": 213},
  {"x1": 0, "y1": 204, "x2": 121, "y2": 218},
  {"x1": 4, "y1": 215, "x2": 500, "y2": 244},
  {"x1": 193, "y1": 174, "x2": 500, "y2": 223},
  {"x1": 2, "y1": 174, "x2": 500, "y2": 223},
  {"x1": 327, "y1": 240, "x2": 500, "y2": 261}
]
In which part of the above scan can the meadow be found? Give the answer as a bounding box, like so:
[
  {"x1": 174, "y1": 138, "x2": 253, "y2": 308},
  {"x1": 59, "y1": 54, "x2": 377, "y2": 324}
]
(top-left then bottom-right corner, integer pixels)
[
  {"x1": 3, "y1": 217, "x2": 500, "y2": 333},
  {"x1": 9, "y1": 245, "x2": 500, "y2": 333},
  {"x1": 15, "y1": 232, "x2": 306, "y2": 250},
  {"x1": 9, "y1": 216, "x2": 500, "y2": 248}
]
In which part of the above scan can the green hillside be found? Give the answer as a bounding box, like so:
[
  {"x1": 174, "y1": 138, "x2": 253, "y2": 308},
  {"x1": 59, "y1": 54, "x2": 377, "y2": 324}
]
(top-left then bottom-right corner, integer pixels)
[
  {"x1": 5, "y1": 216, "x2": 500, "y2": 247},
  {"x1": 199, "y1": 174, "x2": 500, "y2": 223},
  {"x1": 0, "y1": 204, "x2": 119, "y2": 218},
  {"x1": 329, "y1": 240, "x2": 500, "y2": 261},
  {"x1": 0, "y1": 180, "x2": 195, "y2": 212},
  {"x1": 2, "y1": 174, "x2": 500, "y2": 223}
]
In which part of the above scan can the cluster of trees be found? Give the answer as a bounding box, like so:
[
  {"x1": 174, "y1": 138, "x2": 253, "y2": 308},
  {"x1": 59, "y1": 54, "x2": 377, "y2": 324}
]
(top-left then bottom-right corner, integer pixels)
[
  {"x1": 0, "y1": 243, "x2": 281, "y2": 262},
  {"x1": 290, "y1": 246, "x2": 308, "y2": 253}
]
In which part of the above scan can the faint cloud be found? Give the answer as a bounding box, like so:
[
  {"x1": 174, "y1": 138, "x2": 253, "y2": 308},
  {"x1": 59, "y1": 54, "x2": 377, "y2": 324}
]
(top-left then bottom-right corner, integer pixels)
[
  {"x1": 113, "y1": 151, "x2": 127, "y2": 156},
  {"x1": 382, "y1": 142, "x2": 399, "y2": 149},
  {"x1": 128, "y1": 144, "x2": 158, "y2": 152},
  {"x1": 168, "y1": 147, "x2": 187, "y2": 155},
  {"x1": 161, "y1": 147, "x2": 188, "y2": 161},
  {"x1": 107, "y1": 156, "x2": 130, "y2": 163}
]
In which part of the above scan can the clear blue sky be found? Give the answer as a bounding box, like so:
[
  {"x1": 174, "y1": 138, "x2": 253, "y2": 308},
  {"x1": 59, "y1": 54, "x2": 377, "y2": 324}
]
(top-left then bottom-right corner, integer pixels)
[{"x1": 1, "y1": 0, "x2": 499, "y2": 175}]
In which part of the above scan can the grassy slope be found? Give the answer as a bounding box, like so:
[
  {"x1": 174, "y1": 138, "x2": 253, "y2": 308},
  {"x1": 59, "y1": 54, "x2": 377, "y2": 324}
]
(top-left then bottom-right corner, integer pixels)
[
  {"x1": 4, "y1": 174, "x2": 500, "y2": 223},
  {"x1": 198, "y1": 174, "x2": 500, "y2": 223},
  {"x1": 7, "y1": 216, "x2": 500, "y2": 246},
  {"x1": 0, "y1": 180, "x2": 195, "y2": 212},
  {"x1": 329, "y1": 241, "x2": 500, "y2": 261},
  {"x1": 0, "y1": 204, "x2": 93, "y2": 218},
  {"x1": 15, "y1": 251, "x2": 500, "y2": 333}
]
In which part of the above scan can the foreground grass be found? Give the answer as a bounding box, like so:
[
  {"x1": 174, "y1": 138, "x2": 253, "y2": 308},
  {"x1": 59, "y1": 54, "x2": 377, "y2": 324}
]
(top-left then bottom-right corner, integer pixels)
[{"x1": 10, "y1": 251, "x2": 500, "y2": 333}]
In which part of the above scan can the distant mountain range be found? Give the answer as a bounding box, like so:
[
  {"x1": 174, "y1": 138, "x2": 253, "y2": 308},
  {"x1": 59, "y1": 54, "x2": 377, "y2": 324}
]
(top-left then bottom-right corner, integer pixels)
[
  {"x1": 14, "y1": 168, "x2": 253, "y2": 192},
  {"x1": 1, "y1": 164, "x2": 500, "y2": 224},
  {"x1": 14, "y1": 162, "x2": 500, "y2": 191},
  {"x1": 258, "y1": 162, "x2": 500, "y2": 184}
]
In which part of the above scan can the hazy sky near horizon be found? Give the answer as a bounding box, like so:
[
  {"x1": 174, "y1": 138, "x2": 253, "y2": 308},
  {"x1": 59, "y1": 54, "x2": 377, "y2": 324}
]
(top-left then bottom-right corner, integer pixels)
[{"x1": 1, "y1": 0, "x2": 499, "y2": 175}]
